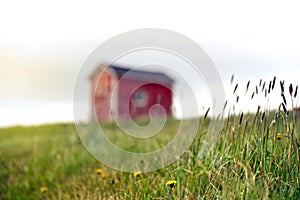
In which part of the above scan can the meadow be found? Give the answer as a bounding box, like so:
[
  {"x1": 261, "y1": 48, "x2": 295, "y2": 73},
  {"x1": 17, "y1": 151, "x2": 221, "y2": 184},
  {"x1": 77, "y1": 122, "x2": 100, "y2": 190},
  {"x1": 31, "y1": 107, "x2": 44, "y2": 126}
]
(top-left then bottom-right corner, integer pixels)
[{"x1": 1, "y1": 78, "x2": 300, "y2": 199}]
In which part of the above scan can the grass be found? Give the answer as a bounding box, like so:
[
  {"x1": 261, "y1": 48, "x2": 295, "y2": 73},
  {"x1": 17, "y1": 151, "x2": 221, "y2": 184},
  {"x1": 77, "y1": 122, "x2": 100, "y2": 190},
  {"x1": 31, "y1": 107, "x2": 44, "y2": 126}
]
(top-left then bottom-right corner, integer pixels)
[
  {"x1": 1, "y1": 113, "x2": 299, "y2": 199},
  {"x1": 1, "y1": 79, "x2": 300, "y2": 199}
]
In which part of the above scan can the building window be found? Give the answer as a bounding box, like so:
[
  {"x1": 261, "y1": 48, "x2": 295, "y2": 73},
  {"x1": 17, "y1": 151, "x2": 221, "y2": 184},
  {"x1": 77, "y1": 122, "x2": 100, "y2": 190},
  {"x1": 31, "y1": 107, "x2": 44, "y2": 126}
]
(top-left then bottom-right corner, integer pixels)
[{"x1": 131, "y1": 90, "x2": 148, "y2": 107}]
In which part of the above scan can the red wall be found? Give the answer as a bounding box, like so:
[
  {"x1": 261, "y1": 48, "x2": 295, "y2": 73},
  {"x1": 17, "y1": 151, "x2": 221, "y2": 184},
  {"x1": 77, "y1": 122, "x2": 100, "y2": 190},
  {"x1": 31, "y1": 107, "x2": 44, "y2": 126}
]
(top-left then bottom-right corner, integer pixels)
[
  {"x1": 92, "y1": 70, "x2": 114, "y2": 121},
  {"x1": 92, "y1": 70, "x2": 173, "y2": 121},
  {"x1": 117, "y1": 78, "x2": 172, "y2": 119}
]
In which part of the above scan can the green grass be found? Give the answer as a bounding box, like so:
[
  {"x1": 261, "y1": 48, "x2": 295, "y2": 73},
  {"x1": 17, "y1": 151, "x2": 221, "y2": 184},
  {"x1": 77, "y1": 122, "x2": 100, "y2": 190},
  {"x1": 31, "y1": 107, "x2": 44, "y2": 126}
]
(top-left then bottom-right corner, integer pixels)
[{"x1": 0, "y1": 109, "x2": 299, "y2": 199}]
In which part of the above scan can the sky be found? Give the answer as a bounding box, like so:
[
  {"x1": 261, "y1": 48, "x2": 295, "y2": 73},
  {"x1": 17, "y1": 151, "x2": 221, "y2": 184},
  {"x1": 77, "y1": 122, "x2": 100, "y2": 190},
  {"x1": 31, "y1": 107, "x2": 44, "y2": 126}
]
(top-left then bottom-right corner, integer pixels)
[{"x1": 0, "y1": 0, "x2": 300, "y2": 127}]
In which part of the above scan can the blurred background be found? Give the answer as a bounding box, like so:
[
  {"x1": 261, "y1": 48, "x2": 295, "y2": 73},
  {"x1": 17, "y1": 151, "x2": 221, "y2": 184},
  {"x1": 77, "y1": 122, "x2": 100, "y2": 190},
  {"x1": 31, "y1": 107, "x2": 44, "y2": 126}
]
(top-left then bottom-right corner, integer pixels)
[{"x1": 1, "y1": 0, "x2": 299, "y2": 127}]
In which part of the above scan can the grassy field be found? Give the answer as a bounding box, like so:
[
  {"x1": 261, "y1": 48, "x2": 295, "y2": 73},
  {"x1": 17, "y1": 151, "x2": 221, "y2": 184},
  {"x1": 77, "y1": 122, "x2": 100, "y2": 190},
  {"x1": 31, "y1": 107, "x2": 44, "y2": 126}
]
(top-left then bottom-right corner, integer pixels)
[
  {"x1": 1, "y1": 111, "x2": 299, "y2": 199},
  {"x1": 1, "y1": 80, "x2": 300, "y2": 199}
]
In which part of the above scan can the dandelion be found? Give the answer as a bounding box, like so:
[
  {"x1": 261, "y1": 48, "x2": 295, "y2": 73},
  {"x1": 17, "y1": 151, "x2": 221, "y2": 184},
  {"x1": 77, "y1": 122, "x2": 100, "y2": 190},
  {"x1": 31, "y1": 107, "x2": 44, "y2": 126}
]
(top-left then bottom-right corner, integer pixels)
[
  {"x1": 274, "y1": 133, "x2": 291, "y2": 140},
  {"x1": 166, "y1": 180, "x2": 177, "y2": 188},
  {"x1": 95, "y1": 169, "x2": 102, "y2": 174},
  {"x1": 275, "y1": 134, "x2": 283, "y2": 140},
  {"x1": 101, "y1": 173, "x2": 108, "y2": 179},
  {"x1": 134, "y1": 171, "x2": 142, "y2": 177},
  {"x1": 40, "y1": 186, "x2": 48, "y2": 193}
]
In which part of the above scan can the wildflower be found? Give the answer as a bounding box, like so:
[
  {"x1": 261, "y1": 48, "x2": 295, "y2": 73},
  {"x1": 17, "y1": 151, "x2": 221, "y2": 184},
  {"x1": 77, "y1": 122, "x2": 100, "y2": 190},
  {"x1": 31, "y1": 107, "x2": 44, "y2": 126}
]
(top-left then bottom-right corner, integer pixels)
[
  {"x1": 40, "y1": 186, "x2": 48, "y2": 193},
  {"x1": 134, "y1": 171, "x2": 142, "y2": 177},
  {"x1": 101, "y1": 173, "x2": 108, "y2": 179},
  {"x1": 275, "y1": 133, "x2": 291, "y2": 140},
  {"x1": 95, "y1": 169, "x2": 102, "y2": 174},
  {"x1": 275, "y1": 134, "x2": 283, "y2": 140},
  {"x1": 166, "y1": 180, "x2": 177, "y2": 188}
]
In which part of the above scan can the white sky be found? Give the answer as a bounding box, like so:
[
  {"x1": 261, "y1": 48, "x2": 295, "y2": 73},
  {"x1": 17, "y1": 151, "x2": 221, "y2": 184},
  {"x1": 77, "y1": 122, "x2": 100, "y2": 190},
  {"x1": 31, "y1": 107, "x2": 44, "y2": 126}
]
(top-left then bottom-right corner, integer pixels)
[{"x1": 0, "y1": 0, "x2": 300, "y2": 127}]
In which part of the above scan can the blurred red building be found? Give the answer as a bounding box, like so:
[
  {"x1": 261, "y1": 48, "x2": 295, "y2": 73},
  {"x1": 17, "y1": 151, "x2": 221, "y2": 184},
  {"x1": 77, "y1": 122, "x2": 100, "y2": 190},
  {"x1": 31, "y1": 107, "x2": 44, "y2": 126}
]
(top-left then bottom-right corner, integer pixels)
[{"x1": 90, "y1": 65, "x2": 174, "y2": 121}]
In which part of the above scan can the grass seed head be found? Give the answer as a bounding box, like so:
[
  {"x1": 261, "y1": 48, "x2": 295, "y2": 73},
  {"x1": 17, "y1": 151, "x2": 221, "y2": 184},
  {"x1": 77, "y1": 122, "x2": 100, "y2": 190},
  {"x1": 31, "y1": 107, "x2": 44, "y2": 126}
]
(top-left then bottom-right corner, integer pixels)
[
  {"x1": 261, "y1": 112, "x2": 265, "y2": 121},
  {"x1": 259, "y1": 79, "x2": 262, "y2": 86},
  {"x1": 281, "y1": 93, "x2": 287, "y2": 105},
  {"x1": 233, "y1": 83, "x2": 238, "y2": 94},
  {"x1": 204, "y1": 107, "x2": 210, "y2": 119},
  {"x1": 294, "y1": 85, "x2": 298, "y2": 98},
  {"x1": 265, "y1": 89, "x2": 267, "y2": 97},
  {"x1": 223, "y1": 100, "x2": 228, "y2": 110},
  {"x1": 272, "y1": 76, "x2": 276, "y2": 90},
  {"x1": 289, "y1": 83, "x2": 293, "y2": 96},
  {"x1": 262, "y1": 81, "x2": 266, "y2": 91},
  {"x1": 281, "y1": 103, "x2": 288, "y2": 115},
  {"x1": 246, "y1": 81, "x2": 250, "y2": 94},
  {"x1": 239, "y1": 112, "x2": 244, "y2": 125},
  {"x1": 280, "y1": 80, "x2": 284, "y2": 94},
  {"x1": 268, "y1": 80, "x2": 272, "y2": 93},
  {"x1": 230, "y1": 74, "x2": 234, "y2": 84}
]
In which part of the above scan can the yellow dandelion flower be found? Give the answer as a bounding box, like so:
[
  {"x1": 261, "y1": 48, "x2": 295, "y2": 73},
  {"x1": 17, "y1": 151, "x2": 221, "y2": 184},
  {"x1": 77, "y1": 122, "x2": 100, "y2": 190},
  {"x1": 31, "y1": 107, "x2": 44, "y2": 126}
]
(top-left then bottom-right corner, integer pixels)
[
  {"x1": 275, "y1": 134, "x2": 283, "y2": 140},
  {"x1": 40, "y1": 186, "x2": 48, "y2": 193},
  {"x1": 166, "y1": 180, "x2": 177, "y2": 188},
  {"x1": 95, "y1": 169, "x2": 102, "y2": 174},
  {"x1": 101, "y1": 173, "x2": 108, "y2": 179},
  {"x1": 134, "y1": 171, "x2": 142, "y2": 177}
]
